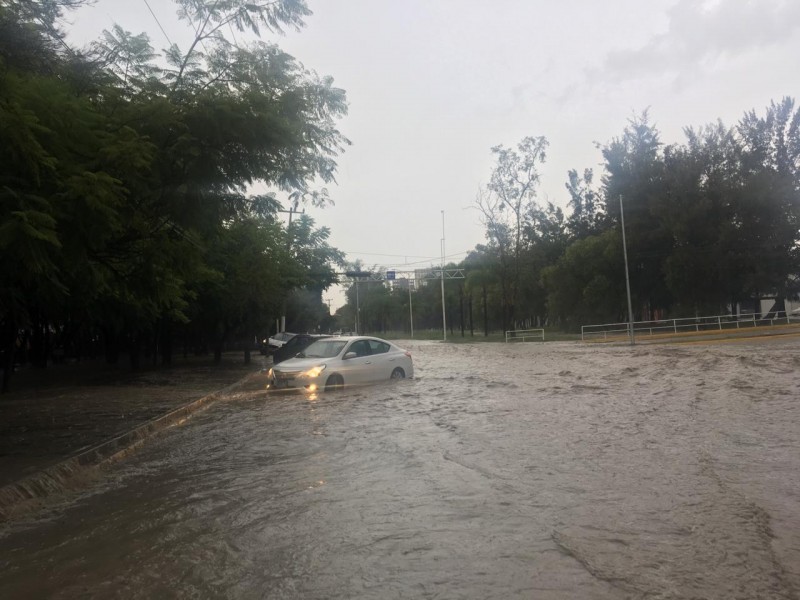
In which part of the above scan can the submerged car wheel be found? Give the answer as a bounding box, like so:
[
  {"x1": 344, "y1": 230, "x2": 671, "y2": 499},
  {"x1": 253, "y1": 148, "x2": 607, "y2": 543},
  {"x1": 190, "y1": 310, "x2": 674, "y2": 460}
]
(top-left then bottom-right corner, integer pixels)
[
  {"x1": 325, "y1": 374, "x2": 344, "y2": 391},
  {"x1": 390, "y1": 367, "x2": 405, "y2": 380}
]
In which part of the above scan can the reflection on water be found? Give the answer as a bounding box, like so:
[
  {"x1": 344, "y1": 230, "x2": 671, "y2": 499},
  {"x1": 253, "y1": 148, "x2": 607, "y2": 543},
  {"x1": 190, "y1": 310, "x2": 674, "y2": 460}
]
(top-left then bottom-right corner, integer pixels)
[{"x1": 2, "y1": 339, "x2": 800, "y2": 599}]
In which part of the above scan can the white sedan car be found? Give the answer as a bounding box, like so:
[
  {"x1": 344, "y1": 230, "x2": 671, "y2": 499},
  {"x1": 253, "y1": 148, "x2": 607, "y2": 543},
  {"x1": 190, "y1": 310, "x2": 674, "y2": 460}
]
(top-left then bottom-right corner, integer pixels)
[{"x1": 268, "y1": 336, "x2": 413, "y2": 392}]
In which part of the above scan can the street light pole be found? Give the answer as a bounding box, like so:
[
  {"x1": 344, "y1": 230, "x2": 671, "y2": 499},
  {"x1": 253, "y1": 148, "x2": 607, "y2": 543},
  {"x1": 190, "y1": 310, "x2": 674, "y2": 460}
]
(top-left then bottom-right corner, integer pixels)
[
  {"x1": 277, "y1": 203, "x2": 303, "y2": 334},
  {"x1": 408, "y1": 281, "x2": 414, "y2": 338},
  {"x1": 441, "y1": 210, "x2": 447, "y2": 342},
  {"x1": 620, "y1": 195, "x2": 635, "y2": 346},
  {"x1": 355, "y1": 279, "x2": 360, "y2": 335}
]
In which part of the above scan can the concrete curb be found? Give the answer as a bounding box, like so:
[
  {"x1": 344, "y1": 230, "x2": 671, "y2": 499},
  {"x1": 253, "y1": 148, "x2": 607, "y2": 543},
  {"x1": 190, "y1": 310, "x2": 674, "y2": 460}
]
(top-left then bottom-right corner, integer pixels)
[{"x1": 0, "y1": 372, "x2": 259, "y2": 523}]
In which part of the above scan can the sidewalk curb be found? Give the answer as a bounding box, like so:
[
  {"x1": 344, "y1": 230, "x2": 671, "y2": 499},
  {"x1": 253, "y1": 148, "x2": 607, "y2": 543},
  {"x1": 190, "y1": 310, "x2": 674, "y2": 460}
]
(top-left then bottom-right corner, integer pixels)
[{"x1": 0, "y1": 371, "x2": 259, "y2": 523}]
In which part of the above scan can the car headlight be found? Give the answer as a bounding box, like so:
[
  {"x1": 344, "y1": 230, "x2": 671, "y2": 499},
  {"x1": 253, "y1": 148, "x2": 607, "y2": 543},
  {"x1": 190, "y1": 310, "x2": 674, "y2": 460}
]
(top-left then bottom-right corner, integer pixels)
[{"x1": 301, "y1": 364, "x2": 326, "y2": 378}]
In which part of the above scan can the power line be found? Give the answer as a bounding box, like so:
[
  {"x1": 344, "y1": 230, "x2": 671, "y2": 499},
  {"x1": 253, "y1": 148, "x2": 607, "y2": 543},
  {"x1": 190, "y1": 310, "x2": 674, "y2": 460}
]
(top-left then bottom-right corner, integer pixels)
[
  {"x1": 341, "y1": 250, "x2": 440, "y2": 260},
  {"x1": 343, "y1": 250, "x2": 469, "y2": 266},
  {"x1": 142, "y1": 0, "x2": 173, "y2": 47}
]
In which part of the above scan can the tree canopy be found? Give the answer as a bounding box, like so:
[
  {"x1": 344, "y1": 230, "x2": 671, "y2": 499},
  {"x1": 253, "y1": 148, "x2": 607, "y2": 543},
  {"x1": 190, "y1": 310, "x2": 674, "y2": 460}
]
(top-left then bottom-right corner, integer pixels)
[{"x1": 0, "y1": 0, "x2": 347, "y2": 390}]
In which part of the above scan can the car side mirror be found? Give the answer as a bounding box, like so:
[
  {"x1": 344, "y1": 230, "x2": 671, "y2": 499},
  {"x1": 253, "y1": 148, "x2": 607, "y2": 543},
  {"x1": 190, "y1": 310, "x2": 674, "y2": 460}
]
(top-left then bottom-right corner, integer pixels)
[{"x1": 344, "y1": 351, "x2": 357, "y2": 360}]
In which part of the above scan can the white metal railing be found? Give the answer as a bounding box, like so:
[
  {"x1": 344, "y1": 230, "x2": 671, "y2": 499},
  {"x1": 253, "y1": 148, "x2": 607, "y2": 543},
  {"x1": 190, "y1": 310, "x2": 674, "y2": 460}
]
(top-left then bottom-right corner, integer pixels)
[
  {"x1": 506, "y1": 328, "x2": 545, "y2": 343},
  {"x1": 581, "y1": 311, "x2": 798, "y2": 342}
]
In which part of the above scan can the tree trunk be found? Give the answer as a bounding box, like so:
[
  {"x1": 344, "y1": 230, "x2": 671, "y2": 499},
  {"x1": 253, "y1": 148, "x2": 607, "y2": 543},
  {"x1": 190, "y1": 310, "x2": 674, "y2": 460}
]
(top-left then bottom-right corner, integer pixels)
[
  {"x1": 1, "y1": 316, "x2": 17, "y2": 394},
  {"x1": 482, "y1": 284, "x2": 489, "y2": 337},
  {"x1": 160, "y1": 318, "x2": 173, "y2": 366},
  {"x1": 213, "y1": 322, "x2": 228, "y2": 365},
  {"x1": 103, "y1": 328, "x2": 120, "y2": 365},
  {"x1": 30, "y1": 311, "x2": 47, "y2": 368},
  {"x1": 459, "y1": 286, "x2": 465, "y2": 337},
  {"x1": 129, "y1": 333, "x2": 141, "y2": 371},
  {"x1": 244, "y1": 335, "x2": 252, "y2": 365},
  {"x1": 469, "y1": 294, "x2": 474, "y2": 337}
]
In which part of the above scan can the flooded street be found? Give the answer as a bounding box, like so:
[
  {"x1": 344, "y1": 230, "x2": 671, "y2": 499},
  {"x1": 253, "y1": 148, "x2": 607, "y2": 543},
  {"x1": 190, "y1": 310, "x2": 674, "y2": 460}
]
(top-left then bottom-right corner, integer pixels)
[{"x1": 1, "y1": 339, "x2": 799, "y2": 599}]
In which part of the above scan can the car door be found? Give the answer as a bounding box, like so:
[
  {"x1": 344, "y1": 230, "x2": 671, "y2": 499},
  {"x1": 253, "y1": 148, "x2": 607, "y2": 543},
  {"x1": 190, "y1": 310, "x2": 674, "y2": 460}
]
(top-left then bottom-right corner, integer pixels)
[
  {"x1": 364, "y1": 339, "x2": 394, "y2": 381},
  {"x1": 339, "y1": 339, "x2": 374, "y2": 385}
]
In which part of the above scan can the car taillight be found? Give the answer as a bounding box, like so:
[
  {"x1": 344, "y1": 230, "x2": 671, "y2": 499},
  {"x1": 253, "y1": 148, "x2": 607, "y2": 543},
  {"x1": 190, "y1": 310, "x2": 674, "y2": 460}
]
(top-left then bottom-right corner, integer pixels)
[{"x1": 405, "y1": 351, "x2": 412, "y2": 358}]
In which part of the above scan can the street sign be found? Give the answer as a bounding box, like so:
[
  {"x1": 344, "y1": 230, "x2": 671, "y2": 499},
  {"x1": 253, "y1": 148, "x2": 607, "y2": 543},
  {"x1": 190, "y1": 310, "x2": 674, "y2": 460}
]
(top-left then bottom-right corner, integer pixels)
[{"x1": 386, "y1": 270, "x2": 395, "y2": 280}]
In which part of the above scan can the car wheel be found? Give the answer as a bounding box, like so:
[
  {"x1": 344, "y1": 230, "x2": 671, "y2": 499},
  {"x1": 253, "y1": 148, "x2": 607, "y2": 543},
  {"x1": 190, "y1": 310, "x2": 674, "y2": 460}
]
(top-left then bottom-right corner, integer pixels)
[
  {"x1": 325, "y1": 374, "x2": 344, "y2": 392},
  {"x1": 390, "y1": 367, "x2": 405, "y2": 380}
]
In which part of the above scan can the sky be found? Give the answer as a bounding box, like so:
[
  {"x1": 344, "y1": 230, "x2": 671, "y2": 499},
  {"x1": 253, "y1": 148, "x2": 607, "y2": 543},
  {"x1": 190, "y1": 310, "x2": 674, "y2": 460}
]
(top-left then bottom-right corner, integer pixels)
[{"x1": 66, "y1": 0, "x2": 800, "y2": 310}]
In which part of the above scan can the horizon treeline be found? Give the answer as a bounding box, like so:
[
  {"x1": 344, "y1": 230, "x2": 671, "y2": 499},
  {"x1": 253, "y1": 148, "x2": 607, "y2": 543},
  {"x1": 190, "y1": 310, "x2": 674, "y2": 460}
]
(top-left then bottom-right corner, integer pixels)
[{"x1": 338, "y1": 101, "x2": 800, "y2": 336}]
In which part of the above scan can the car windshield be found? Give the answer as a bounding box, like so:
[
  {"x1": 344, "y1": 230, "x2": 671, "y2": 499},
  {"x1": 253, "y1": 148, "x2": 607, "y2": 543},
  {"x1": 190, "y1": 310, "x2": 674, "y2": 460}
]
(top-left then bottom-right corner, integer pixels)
[{"x1": 297, "y1": 340, "x2": 347, "y2": 358}]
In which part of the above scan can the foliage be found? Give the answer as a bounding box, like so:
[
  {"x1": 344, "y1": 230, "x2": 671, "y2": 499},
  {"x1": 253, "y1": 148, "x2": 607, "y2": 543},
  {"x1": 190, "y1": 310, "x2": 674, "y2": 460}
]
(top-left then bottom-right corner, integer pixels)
[
  {"x1": 475, "y1": 136, "x2": 548, "y2": 331},
  {"x1": 385, "y1": 100, "x2": 800, "y2": 338},
  {"x1": 0, "y1": 0, "x2": 346, "y2": 389}
]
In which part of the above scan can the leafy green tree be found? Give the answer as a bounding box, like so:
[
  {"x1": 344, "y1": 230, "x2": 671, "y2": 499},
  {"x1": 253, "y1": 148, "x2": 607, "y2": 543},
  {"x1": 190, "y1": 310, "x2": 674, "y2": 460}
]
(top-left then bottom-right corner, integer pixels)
[
  {"x1": 565, "y1": 168, "x2": 604, "y2": 240},
  {"x1": 542, "y1": 229, "x2": 625, "y2": 330},
  {"x1": 464, "y1": 247, "x2": 501, "y2": 336},
  {"x1": 658, "y1": 127, "x2": 735, "y2": 315},
  {"x1": 0, "y1": 0, "x2": 349, "y2": 391},
  {"x1": 733, "y1": 97, "x2": 800, "y2": 312},
  {"x1": 476, "y1": 136, "x2": 548, "y2": 331},
  {"x1": 516, "y1": 202, "x2": 569, "y2": 326},
  {"x1": 283, "y1": 215, "x2": 345, "y2": 334},
  {"x1": 600, "y1": 112, "x2": 673, "y2": 319}
]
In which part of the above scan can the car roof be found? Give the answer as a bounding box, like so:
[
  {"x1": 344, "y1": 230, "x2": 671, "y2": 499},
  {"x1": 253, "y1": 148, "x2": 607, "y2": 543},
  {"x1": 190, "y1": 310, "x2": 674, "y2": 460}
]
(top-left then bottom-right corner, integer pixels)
[{"x1": 316, "y1": 336, "x2": 394, "y2": 344}]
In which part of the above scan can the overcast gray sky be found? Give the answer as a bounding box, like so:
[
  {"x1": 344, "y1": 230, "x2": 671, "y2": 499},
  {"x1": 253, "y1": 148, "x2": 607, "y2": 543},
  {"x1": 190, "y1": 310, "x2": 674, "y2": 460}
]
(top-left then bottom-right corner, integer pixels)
[{"x1": 67, "y1": 0, "x2": 800, "y2": 309}]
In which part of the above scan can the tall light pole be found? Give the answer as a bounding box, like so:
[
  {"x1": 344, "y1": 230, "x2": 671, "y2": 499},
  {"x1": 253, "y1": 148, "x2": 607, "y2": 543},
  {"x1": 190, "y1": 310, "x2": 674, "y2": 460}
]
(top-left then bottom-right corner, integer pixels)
[
  {"x1": 345, "y1": 270, "x2": 370, "y2": 335},
  {"x1": 408, "y1": 280, "x2": 415, "y2": 338},
  {"x1": 620, "y1": 195, "x2": 635, "y2": 346},
  {"x1": 277, "y1": 202, "x2": 304, "y2": 333},
  {"x1": 355, "y1": 279, "x2": 361, "y2": 335},
  {"x1": 441, "y1": 210, "x2": 447, "y2": 342}
]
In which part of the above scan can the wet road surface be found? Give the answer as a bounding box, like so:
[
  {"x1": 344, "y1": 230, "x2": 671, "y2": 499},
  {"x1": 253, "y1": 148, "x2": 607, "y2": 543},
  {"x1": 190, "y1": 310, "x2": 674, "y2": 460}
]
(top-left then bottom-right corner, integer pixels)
[{"x1": 1, "y1": 339, "x2": 799, "y2": 599}]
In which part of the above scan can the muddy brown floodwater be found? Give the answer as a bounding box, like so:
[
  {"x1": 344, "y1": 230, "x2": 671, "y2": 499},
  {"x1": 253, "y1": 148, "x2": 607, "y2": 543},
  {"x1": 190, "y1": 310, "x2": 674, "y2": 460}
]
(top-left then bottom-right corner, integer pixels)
[{"x1": 1, "y1": 339, "x2": 799, "y2": 599}]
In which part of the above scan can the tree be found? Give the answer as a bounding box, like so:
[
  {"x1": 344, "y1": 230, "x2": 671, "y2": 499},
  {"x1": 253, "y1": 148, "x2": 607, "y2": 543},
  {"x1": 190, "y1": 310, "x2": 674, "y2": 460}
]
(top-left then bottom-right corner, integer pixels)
[
  {"x1": 519, "y1": 202, "x2": 569, "y2": 326},
  {"x1": 476, "y1": 136, "x2": 548, "y2": 331},
  {"x1": 0, "y1": 0, "x2": 349, "y2": 391},
  {"x1": 463, "y1": 247, "x2": 501, "y2": 336},
  {"x1": 733, "y1": 97, "x2": 800, "y2": 312},
  {"x1": 658, "y1": 125, "x2": 737, "y2": 315},
  {"x1": 542, "y1": 229, "x2": 625, "y2": 331},
  {"x1": 565, "y1": 168, "x2": 604, "y2": 240},
  {"x1": 600, "y1": 112, "x2": 673, "y2": 319}
]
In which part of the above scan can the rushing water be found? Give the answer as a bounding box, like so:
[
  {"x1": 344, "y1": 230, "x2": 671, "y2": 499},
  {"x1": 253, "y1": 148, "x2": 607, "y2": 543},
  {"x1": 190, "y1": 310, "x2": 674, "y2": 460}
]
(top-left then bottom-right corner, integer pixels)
[{"x1": 1, "y1": 338, "x2": 799, "y2": 599}]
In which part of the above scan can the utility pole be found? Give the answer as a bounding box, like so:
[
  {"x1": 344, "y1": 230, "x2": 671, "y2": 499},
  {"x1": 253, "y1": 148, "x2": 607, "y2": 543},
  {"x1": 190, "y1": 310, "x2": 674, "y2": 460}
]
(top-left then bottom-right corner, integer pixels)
[
  {"x1": 277, "y1": 202, "x2": 304, "y2": 333},
  {"x1": 355, "y1": 279, "x2": 361, "y2": 334},
  {"x1": 620, "y1": 195, "x2": 635, "y2": 346},
  {"x1": 441, "y1": 210, "x2": 447, "y2": 342},
  {"x1": 408, "y1": 281, "x2": 414, "y2": 338},
  {"x1": 345, "y1": 270, "x2": 371, "y2": 335}
]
